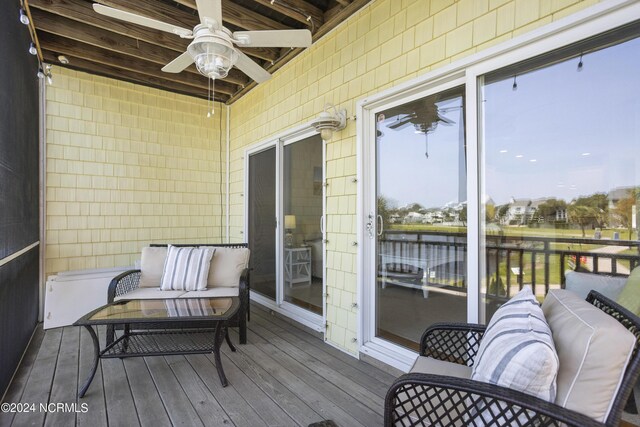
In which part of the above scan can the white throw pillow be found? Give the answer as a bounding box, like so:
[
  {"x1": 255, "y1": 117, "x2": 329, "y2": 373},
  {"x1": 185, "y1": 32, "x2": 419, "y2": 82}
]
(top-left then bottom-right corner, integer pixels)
[
  {"x1": 139, "y1": 246, "x2": 168, "y2": 288},
  {"x1": 471, "y1": 287, "x2": 559, "y2": 423},
  {"x1": 160, "y1": 245, "x2": 215, "y2": 291},
  {"x1": 207, "y1": 247, "x2": 250, "y2": 288}
]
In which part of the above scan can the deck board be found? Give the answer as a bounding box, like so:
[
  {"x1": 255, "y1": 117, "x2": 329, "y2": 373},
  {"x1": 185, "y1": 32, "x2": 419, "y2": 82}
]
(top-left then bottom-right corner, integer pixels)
[{"x1": 2, "y1": 302, "x2": 391, "y2": 426}]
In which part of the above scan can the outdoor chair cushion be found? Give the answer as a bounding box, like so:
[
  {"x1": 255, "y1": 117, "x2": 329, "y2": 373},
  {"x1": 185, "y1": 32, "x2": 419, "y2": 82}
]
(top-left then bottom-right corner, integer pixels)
[
  {"x1": 137, "y1": 246, "x2": 250, "y2": 289},
  {"x1": 208, "y1": 247, "x2": 251, "y2": 288},
  {"x1": 564, "y1": 270, "x2": 627, "y2": 301},
  {"x1": 114, "y1": 288, "x2": 187, "y2": 301},
  {"x1": 411, "y1": 356, "x2": 472, "y2": 379},
  {"x1": 159, "y1": 245, "x2": 215, "y2": 291},
  {"x1": 617, "y1": 266, "x2": 640, "y2": 316},
  {"x1": 139, "y1": 246, "x2": 168, "y2": 288},
  {"x1": 114, "y1": 287, "x2": 239, "y2": 301},
  {"x1": 472, "y1": 286, "x2": 559, "y2": 403},
  {"x1": 542, "y1": 289, "x2": 636, "y2": 422},
  {"x1": 397, "y1": 356, "x2": 472, "y2": 424},
  {"x1": 177, "y1": 287, "x2": 239, "y2": 298}
]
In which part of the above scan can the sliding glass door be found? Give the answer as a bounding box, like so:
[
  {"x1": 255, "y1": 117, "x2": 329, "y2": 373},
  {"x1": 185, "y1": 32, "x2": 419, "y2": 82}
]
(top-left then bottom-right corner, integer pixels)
[
  {"x1": 479, "y1": 27, "x2": 640, "y2": 322},
  {"x1": 369, "y1": 84, "x2": 468, "y2": 351},
  {"x1": 247, "y1": 147, "x2": 277, "y2": 300},
  {"x1": 247, "y1": 133, "x2": 325, "y2": 327},
  {"x1": 282, "y1": 135, "x2": 324, "y2": 315}
]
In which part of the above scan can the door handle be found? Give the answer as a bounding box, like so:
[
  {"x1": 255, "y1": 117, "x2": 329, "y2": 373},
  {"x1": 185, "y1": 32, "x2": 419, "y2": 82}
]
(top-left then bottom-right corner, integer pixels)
[
  {"x1": 366, "y1": 213, "x2": 374, "y2": 239},
  {"x1": 320, "y1": 215, "x2": 324, "y2": 234},
  {"x1": 377, "y1": 215, "x2": 384, "y2": 236}
]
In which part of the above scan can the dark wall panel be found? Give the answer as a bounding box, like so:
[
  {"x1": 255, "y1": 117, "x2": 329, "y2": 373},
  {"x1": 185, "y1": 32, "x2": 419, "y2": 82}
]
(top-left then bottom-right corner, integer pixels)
[
  {"x1": 0, "y1": 2, "x2": 41, "y2": 397},
  {"x1": 0, "y1": 249, "x2": 39, "y2": 395},
  {"x1": 0, "y1": 3, "x2": 40, "y2": 260}
]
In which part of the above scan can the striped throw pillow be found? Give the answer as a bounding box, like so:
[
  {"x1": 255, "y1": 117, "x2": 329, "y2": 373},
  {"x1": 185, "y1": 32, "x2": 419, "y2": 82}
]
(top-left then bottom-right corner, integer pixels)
[
  {"x1": 160, "y1": 245, "x2": 215, "y2": 291},
  {"x1": 472, "y1": 286, "x2": 558, "y2": 417}
]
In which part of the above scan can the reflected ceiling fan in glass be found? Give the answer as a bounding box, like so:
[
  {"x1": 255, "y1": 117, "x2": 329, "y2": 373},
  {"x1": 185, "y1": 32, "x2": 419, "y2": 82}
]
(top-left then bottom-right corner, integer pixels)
[{"x1": 383, "y1": 95, "x2": 456, "y2": 158}]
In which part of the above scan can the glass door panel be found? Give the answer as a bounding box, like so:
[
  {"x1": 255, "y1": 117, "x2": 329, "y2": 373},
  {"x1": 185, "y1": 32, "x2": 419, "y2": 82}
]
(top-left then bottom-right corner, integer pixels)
[
  {"x1": 480, "y1": 34, "x2": 640, "y2": 322},
  {"x1": 248, "y1": 147, "x2": 277, "y2": 300},
  {"x1": 282, "y1": 135, "x2": 324, "y2": 314},
  {"x1": 375, "y1": 86, "x2": 467, "y2": 350}
]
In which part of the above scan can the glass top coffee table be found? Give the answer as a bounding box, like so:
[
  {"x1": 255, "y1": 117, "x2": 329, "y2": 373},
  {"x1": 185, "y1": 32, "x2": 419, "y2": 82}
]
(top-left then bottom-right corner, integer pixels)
[{"x1": 74, "y1": 297, "x2": 240, "y2": 398}]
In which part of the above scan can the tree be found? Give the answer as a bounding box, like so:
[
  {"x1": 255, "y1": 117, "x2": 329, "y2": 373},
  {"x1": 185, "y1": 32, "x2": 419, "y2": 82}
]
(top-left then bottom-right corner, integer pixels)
[
  {"x1": 485, "y1": 203, "x2": 496, "y2": 223},
  {"x1": 574, "y1": 193, "x2": 609, "y2": 228},
  {"x1": 459, "y1": 206, "x2": 467, "y2": 226},
  {"x1": 568, "y1": 204, "x2": 598, "y2": 237},
  {"x1": 377, "y1": 195, "x2": 393, "y2": 227},
  {"x1": 536, "y1": 199, "x2": 567, "y2": 223},
  {"x1": 497, "y1": 205, "x2": 510, "y2": 222},
  {"x1": 613, "y1": 189, "x2": 638, "y2": 239}
]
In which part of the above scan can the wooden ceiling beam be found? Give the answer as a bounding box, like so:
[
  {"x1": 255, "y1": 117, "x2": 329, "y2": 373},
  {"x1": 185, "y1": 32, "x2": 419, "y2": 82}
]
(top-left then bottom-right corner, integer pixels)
[
  {"x1": 96, "y1": 0, "x2": 283, "y2": 59},
  {"x1": 31, "y1": 8, "x2": 248, "y2": 87},
  {"x1": 30, "y1": 0, "x2": 186, "y2": 52},
  {"x1": 29, "y1": 0, "x2": 278, "y2": 64},
  {"x1": 227, "y1": 0, "x2": 371, "y2": 104},
  {"x1": 251, "y1": 0, "x2": 324, "y2": 28},
  {"x1": 38, "y1": 32, "x2": 237, "y2": 96},
  {"x1": 174, "y1": 0, "x2": 289, "y2": 31},
  {"x1": 42, "y1": 50, "x2": 226, "y2": 102}
]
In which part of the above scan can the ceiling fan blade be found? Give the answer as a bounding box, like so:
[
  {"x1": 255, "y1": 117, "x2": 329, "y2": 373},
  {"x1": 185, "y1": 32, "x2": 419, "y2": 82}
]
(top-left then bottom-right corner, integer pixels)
[
  {"x1": 161, "y1": 52, "x2": 194, "y2": 73},
  {"x1": 233, "y1": 30, "x2": 312, "y2": 48},
  {"x1": 195, "y1": 0, "x2": 223, "y2": 27},
  {"x1": 235, "y1": 51, "x2": 271, "y2": 83},
  {"x1": 93, "y1": 4, "x2": 192, "y2": 37}
]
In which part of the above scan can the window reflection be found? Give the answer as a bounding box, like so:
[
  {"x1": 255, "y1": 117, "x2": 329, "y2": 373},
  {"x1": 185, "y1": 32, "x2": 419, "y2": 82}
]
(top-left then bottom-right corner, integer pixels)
[
  {"x1": 375, "y1": 86, "x2": 467, "y2": 350},
  {"x1": 481, "y1": 34, "x2": 640, "y2": 321}
]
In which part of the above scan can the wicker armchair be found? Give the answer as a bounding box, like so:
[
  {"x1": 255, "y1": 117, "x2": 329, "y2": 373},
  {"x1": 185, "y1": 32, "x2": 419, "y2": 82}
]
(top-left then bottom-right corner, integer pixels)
[
  {"x1": 106, "y1": 243, "x2": 249, "y2": 346},
  {"x1": 385, "y1": 291, "x2": 640, "y2": 427}
]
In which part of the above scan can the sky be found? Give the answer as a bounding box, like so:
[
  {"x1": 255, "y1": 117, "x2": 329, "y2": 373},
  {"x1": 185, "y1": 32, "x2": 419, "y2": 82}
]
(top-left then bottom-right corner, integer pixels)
[{"x1": 377, "y1": 35, "x2": 640, "y2": 209}]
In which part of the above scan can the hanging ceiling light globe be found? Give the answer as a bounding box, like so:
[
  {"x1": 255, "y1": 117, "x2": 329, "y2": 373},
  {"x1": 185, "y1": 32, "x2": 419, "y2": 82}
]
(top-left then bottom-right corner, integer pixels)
[{"x1": 187, "y1": 27, "x2": 239, "y2": 80}]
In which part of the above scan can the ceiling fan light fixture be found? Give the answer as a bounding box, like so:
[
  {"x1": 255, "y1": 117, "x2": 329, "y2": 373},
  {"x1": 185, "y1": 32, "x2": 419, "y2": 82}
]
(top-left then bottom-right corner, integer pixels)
[{"x1": 188, "y1": 33, "x2": 238, "y2": 79}]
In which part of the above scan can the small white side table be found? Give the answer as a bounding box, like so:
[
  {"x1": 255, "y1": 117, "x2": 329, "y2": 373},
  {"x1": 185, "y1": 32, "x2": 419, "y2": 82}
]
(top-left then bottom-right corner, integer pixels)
[{"x1": 284, "y1": 247, "x2": 312, "y2": 287}]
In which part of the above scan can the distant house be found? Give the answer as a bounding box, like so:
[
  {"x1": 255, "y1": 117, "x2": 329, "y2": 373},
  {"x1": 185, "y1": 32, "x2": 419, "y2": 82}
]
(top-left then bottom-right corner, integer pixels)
[
  {"x1": 504, "y1": 199, "x2": 532, "y2": 225},
  {"x1": 608, "y1": 187, "x2": 635, "y2": 209}
]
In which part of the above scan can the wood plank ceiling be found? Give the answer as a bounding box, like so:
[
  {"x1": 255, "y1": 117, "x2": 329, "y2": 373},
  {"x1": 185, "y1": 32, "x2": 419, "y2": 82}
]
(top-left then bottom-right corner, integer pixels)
[{"x1": 26, "y1": 0, "x2": 370, "y2": 103}]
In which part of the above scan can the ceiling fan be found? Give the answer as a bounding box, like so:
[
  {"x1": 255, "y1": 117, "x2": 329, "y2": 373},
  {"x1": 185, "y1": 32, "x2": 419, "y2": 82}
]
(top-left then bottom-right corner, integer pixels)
[{"x1": 92, "y1": 0, "x2": 312, "y2": 84}]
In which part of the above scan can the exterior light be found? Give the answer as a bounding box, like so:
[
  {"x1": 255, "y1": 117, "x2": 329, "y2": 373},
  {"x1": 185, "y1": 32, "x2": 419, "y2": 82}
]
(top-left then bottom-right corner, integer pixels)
[
  {"x1": 311, "y1": 103, "x2": 347, "y2": 141},
  {"x1": 28, "y1": 42, "x2": 37, "y2": 55},
  {"x1": 19, "y1": 8, "x2": 30, "y2": 25},
  {"x1": 57, "y1": 55, "x2": 69, "y2": 64}
]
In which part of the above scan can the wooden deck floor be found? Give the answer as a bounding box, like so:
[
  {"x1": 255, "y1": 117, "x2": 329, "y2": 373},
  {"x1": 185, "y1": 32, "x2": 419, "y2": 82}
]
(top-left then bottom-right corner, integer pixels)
[{"x1": 1, "y1": 304, "x2": 395, "y2": 427}]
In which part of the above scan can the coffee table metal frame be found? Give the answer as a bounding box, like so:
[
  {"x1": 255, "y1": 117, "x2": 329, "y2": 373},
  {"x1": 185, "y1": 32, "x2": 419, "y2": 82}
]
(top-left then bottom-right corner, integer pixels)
[{"x1": 74, "y1": 296, "x2": 240, "y2": 398}]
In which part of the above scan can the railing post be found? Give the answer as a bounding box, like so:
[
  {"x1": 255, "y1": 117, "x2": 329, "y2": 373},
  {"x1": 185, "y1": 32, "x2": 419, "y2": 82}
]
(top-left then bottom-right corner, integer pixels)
[{"x1": 544, "y1": 241, "x2": 550, "y2": 294}]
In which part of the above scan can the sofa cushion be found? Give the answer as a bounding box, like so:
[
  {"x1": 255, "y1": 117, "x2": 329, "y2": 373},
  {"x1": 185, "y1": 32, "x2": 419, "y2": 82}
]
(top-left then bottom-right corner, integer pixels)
[
  {"x1": 114, "y1": 287, "x2": 186, "y2": 301},
  {"x1": 565, "y1": 270, "x2": 627, "y2": 301},
  {"x1": 207, "y1": 247, "x2": 250, "y2": 288},
  {"x1": 139, "y1": 246, "x2": 168, "y2": 288},
  {"x1": 160, "y1": 246, "x2": 215, "y2": 291},
  {"x1": 179, "y1": 288, "x2": 239, "y2": 298},
  {"x1": 617, "y1": 266, "x2": 640, "y2": 316},
  {"x1": 411, "y1": 356, "x2": 472, "y2": 379},
  {"x1": 472, "y1": 286, "x2": 559, "y2": 403},
  {"x1": 542, "y1": 289, "x2": 636, "y2": 422}
]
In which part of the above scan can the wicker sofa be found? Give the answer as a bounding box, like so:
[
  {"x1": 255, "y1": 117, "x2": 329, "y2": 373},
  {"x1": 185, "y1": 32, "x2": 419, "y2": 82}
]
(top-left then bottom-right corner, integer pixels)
[
  {"x1": 384, "y1": 291, "x2": 640, "y2": 427},
  {"x1": 106, "y1": 243, "x2": 250, "y2": 345}
]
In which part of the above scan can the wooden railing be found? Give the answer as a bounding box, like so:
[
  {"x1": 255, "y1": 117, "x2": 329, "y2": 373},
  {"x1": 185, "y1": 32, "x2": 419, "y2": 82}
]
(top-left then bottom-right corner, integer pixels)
[{"x1": 378, "y1": 230, "x2": 640, "y2": 300}]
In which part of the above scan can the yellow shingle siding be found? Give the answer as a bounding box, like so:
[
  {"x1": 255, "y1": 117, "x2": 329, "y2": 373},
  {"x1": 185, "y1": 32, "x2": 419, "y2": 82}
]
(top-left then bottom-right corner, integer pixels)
[
  {"x1": 45, "y1": 68, "x2": 226, "y2": 276},
  {"x1": 228, "y1": 0, "x2": 599, "y2": 354}
]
